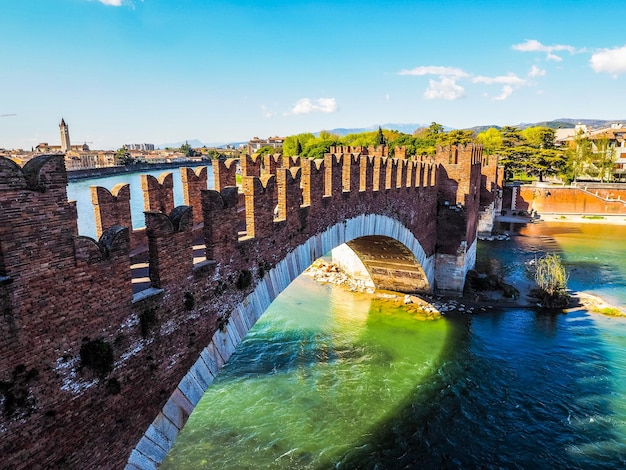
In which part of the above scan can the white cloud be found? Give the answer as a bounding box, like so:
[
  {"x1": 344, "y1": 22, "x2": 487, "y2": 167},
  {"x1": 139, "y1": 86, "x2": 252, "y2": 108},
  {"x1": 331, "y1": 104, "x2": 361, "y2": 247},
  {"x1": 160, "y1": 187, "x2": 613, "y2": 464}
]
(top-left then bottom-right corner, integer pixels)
[
  {"x1": 512, "y1": 39, "x2": 578, "y2": 61},
  {"x1": 399, "y1": 65, "x2": 469, "y2": 101},
  {"x1": 398, "y1": 66, "x2": 469, "y2": 79},
  {"x1": 423, "y1": 78, "x2": 465, "y2": 100},
  {"x1": 472, "y1": 73, "x2": 526, "y2": 86},
  {"x1": 472, "y1": 73, "x2": 527, "y2": 101},
  {"x1": 494, "y1": 86, "x2": 514, "y2": 101},
  {"x1": 288, "y1": 98, "x2": 337, "y2": 115},
  {"x1": 528, "y1": 65, "x2": 546, "y2": 78},
  {"x1": 261, "y1": 105, "x2": 275, "y2": 118},
  {"x1": 590, "y1": 45, "x2": 626, "y2": 77},
  {"x1": 97, "y1": 0, "x2": 123, "y2": 5}
]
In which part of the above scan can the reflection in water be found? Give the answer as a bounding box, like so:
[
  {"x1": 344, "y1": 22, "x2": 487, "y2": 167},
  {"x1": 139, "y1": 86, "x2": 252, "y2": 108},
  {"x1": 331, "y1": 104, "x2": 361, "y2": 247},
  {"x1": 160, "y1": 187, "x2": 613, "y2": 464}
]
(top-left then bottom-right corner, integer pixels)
[{"x1": 162, "y1": 221, "x2": 626, "y2": 468}]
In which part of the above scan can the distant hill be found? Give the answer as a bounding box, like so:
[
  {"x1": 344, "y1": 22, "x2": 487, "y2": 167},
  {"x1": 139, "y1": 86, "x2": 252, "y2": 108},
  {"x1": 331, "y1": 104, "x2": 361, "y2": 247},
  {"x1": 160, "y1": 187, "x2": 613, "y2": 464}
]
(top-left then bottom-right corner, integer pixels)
[
  {"x1": 466, "y1": 119, "x2": 626, "y2": 134},
  {"x1": 157, "y1": 139, "x2": 206, "y2": 150},
  {"x1": 318, "y1": 123, "x2": 443, "y2": 137},
  {"x1": 161, "y1": 119, "x2": 626, "y2": 150}
]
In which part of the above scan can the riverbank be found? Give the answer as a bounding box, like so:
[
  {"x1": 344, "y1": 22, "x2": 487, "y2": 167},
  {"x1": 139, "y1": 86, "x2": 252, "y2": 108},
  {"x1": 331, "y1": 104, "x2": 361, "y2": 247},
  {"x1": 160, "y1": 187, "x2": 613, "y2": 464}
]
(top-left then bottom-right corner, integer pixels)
[
  {"x1": 66, "y1": 161, "x2": 211, "y2": 181},
  {"x1": 304, "y1": 257, "x2": 626, "y2": 318},
  {"x1": 496, "y1": 213, "x2": 626, "y2": 226}
]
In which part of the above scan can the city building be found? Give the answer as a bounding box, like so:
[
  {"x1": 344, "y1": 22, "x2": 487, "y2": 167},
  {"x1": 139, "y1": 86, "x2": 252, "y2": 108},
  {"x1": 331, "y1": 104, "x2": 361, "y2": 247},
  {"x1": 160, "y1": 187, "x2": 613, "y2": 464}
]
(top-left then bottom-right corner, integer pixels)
[{"x1": 246, "y1": 136, "x2": 285, "y2": 155}]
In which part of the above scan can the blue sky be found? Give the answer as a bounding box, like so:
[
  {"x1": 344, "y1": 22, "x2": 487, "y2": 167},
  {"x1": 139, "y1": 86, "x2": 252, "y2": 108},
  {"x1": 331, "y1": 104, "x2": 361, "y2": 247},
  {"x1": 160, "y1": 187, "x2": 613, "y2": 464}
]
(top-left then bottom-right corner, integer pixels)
[{"x1": 1, "y1": 0, "x2": 625, "y2": 150}]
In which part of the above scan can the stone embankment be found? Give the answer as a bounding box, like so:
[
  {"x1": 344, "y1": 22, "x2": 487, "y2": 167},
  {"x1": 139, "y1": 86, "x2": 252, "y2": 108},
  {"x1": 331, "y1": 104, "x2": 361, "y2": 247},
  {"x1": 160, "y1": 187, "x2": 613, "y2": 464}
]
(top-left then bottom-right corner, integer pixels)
[{"x1": 303, "y1": 260, "x2": 492, "y2": 318}]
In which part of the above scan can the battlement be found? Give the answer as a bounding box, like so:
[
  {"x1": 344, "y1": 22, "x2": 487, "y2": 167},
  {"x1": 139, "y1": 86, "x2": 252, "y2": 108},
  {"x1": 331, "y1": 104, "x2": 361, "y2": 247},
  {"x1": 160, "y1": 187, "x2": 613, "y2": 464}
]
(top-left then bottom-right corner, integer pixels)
[{"x1": 0, "y1": 144, "x2": 492, "y2": 469}]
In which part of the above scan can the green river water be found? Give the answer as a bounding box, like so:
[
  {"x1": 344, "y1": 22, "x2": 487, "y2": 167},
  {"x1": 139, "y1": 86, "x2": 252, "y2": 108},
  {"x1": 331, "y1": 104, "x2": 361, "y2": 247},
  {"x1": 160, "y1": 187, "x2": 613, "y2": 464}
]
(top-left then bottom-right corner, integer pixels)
[{"x1": 160, "y1": 222, "x2": 626, "y2": 469}]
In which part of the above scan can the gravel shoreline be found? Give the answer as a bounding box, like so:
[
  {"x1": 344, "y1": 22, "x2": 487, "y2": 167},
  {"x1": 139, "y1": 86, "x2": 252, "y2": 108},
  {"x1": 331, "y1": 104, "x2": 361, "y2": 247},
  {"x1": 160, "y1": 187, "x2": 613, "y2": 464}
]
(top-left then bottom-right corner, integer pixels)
[{"x1": 304, "y1": 260, "x2": 626, "y2": 318}]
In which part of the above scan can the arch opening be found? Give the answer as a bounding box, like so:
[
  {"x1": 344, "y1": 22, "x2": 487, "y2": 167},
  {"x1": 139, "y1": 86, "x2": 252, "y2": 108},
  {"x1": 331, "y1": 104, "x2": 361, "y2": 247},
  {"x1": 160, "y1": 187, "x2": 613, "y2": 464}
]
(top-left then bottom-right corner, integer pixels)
[
  {"x1": 334, "y1": 235, "x2": 431, "y2": 294},
  {"x1": 126, "y1": 214, "x2": 434, "y2": 468}
]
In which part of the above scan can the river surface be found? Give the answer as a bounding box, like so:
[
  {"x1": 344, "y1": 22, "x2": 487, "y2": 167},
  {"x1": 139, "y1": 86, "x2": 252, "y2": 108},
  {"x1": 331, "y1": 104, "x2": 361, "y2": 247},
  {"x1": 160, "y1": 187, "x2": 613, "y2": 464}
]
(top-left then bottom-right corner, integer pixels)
[
  {"x1": 159, "y1": 222, "x2": 626, "y2": 469},
  {"x1": 66, "y1": 167, "x2": 210, "y2": 238},
  {"x1": 67, "y1": 175, "x2": 626, "y2": 469}
]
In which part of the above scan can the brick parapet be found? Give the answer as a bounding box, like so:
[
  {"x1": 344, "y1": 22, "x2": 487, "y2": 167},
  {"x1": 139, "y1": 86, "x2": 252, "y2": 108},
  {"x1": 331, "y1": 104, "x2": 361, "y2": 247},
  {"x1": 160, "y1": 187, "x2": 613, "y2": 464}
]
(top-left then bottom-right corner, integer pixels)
[
  {"x1": 180, "y1": 167, "x2": 208, "y2": 224},
  {"x1": 91, "y1": 183, "x2": 132, "y2": 239},
  {"x1": 213, "y1": 158, "x2": 238, "y2": 191},
  {"x1": 0, "y1": 146, "x2": 484, "y2": 469},
  {"x1": 141, "y1": 173, "x2": 174, "y2": 214}
]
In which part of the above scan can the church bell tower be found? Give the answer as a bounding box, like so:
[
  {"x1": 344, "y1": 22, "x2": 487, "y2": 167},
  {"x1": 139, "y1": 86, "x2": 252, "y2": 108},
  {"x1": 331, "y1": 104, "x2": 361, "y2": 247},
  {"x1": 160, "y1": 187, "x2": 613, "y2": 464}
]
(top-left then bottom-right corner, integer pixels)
[{"x1": 59, "y1": 118, "x2": 71, "y2": 153}]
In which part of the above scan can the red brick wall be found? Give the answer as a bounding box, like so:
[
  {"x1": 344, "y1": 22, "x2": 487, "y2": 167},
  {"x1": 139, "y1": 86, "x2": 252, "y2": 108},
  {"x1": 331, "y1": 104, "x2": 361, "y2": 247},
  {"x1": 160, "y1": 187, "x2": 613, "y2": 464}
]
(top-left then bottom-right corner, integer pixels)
[
  {"x1": 518, "y1": 186, "x2": 626, "y2": 215},
  {"x1": 0, "y1": 146, "x2": 487, "y2": 469}
]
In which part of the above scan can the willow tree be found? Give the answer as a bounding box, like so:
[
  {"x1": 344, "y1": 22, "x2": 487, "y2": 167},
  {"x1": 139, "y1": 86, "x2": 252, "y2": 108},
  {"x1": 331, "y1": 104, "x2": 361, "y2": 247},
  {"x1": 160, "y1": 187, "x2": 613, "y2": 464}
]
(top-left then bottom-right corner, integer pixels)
[{"x1": 534, "y1": 253, "x2": 570, "y2": 308}]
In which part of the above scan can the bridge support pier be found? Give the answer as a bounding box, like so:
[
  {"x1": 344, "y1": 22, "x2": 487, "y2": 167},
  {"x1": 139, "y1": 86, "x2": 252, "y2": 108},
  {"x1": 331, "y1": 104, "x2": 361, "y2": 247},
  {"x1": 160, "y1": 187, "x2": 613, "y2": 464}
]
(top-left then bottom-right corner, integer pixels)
[{"x1": 434, "y1": 239, "x2": 476, "y2": 295}]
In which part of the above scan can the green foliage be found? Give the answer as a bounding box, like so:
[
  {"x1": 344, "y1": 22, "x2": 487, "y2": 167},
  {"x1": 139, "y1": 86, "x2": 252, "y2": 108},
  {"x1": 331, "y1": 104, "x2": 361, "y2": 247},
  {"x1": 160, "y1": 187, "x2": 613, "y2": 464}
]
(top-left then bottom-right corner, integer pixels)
[
  {"x1": 567, "y1": 130, "x2": 592, "y2": 182},
  {"x1": 283, "y1": 133, "x2": 315, "y2": 156},
  {"x1": 80, "y1": 337, "x2": 114, "y2": 376},
  {"x1": 0, "y1": 365, "x2": 39, "y2": 419},
  {"x1": 438, "y1": 129, "x2": 476, "y2": 147},
  {"x1": 533, "y1": 253, "x2": 570, "y2": 308},
  {"x1": 115, "y1": 147, "x2": 136, "y2": 166},
  {"x1": 139, "y1": 308, "x2": 158, "y2": 337},
  {"x1": 106, "y1": 378, "x2": 121, "y2": 395},
  {"x1": 476, "y1": 128, "x2": 503, "y2": 156},
  {"x1": 204, "y1": 149, "x2": 229, "y2": 160},
  {"x1": 500, "y1": 126, "x2": 525, "y2": 148},
  {"x1": 521, "y1": 126, "x2": 555, "y2": 149},
  {"x1": 236, "y1": 269, "x2": 253, "y2": 290},
  {"x1": 376, "y1": 126, "x2": 386, "y2": 145},
  {"x1": 594, "y1": 136, "x2": 617, "y2": 182},
  {"x1": 301, "y1": 138, "x2": 342, "y2": 159},
  {"x1": 255, "y1": 145, "x2": 280, "y2": 157},
  {"x1": 483, "y1": 126, "x2": 568, "y2": 182},
  {"x1": 180, "y1": 141, "x2": 196, "y2": 158},
  {"x1": 183, "y1": 292, "x2": 195, "y2": 310}
]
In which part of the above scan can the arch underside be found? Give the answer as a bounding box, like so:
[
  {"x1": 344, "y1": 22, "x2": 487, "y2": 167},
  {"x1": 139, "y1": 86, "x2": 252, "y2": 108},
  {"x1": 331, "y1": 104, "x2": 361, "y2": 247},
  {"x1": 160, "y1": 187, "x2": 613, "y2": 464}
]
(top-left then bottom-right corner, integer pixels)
[
  {"x1": 345, "y1": 235, "x2": 430, "y2": 294},
  {"x1": 126, "y1": 213, "x2": 434, "y2": 469}
]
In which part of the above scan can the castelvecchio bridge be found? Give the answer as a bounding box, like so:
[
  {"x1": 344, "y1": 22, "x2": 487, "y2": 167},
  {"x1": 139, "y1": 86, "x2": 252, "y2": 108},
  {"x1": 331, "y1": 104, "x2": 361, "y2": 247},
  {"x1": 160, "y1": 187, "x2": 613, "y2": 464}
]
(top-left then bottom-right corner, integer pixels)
[{"x1": 0, "y1": 144, "x2": 501, "y2": 468}]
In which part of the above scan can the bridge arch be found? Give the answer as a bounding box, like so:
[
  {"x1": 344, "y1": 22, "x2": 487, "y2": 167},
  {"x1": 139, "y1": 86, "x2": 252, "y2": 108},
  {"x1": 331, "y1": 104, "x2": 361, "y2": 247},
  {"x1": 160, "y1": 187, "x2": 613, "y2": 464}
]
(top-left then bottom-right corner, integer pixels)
[{"x1": 126, "y1": 213, "x2": 434, "y2": 468}]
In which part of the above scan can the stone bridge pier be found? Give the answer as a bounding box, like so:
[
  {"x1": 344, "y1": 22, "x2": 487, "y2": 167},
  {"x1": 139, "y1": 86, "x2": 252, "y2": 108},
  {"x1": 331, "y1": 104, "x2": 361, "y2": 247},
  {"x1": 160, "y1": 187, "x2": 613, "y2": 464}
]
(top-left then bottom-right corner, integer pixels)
[{"x1": 0, "y1": 144, "x2": 501, "y2": 469}]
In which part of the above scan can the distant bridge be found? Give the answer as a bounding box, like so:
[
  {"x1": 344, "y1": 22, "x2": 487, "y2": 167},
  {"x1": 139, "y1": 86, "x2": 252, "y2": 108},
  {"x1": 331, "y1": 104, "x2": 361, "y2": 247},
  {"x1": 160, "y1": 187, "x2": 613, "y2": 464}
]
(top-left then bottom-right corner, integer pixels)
[{"x1": 0, "y1": 145, "x2": 501, "y2": 468}]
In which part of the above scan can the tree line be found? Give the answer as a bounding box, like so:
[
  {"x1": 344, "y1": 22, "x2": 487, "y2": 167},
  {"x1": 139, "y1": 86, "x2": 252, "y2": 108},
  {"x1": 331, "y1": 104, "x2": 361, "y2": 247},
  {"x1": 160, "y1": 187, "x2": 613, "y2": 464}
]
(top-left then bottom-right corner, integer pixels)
[{"x1": 253, "y1": 123, "x2": 618, "y2": 184}]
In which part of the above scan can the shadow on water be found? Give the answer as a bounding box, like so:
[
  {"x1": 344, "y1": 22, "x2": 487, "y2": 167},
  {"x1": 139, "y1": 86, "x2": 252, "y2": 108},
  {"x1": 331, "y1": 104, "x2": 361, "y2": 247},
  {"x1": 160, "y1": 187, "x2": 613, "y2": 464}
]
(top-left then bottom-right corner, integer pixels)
[{"x1": 330, "y1": 308, "x2": 625, "y2": 469}]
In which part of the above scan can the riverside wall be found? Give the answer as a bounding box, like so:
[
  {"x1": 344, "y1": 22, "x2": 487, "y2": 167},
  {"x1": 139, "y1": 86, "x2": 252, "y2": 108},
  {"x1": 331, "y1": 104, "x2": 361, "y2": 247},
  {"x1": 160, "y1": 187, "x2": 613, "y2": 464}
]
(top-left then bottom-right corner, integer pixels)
[
  {"x1": 503, "y1": 184, "x2": 626, "y2": 216},
  {"x1": 0, "y1": 144, "x2": 492, "y2": 469}
]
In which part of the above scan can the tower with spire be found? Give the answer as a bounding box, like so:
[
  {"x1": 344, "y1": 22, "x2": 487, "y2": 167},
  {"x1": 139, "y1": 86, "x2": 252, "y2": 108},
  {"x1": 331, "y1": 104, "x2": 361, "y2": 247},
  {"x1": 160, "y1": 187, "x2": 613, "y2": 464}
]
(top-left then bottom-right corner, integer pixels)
[{"x1": 59, "y1": 118, "x2": 71, "y2": 153}]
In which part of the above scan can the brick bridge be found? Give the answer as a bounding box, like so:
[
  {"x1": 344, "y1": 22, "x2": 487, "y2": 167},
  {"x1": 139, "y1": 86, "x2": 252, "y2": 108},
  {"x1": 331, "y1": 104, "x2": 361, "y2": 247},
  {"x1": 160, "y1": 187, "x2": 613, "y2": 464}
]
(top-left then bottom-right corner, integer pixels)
[{"x1": 0, "y1": 145, "x2": 501, "y2": 469}]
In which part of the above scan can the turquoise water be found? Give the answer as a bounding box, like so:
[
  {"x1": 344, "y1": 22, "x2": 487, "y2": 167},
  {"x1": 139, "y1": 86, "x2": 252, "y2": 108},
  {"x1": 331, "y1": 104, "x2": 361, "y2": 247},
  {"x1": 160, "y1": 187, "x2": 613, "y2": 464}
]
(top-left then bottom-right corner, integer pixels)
[
  {"x1": 161, "y1": 222, "x2": 626, "y2": 469},
  {"x1": 67, "y1": 173, "x2": 626, "y2": 468},
  {"x1": 66, "y1": 166, "x2": 213, "y2": 238}
]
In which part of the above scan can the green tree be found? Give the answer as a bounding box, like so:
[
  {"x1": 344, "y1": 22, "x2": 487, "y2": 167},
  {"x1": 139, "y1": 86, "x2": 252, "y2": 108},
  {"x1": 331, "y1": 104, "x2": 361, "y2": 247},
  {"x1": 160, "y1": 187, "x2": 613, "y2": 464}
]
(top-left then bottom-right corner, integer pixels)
[
  {"x1": 389, "y1": 133, "x2": 418, "y2": 157},
  {"x1": 438, "y1": 129, "x2": 476, "y2": 147},
  {"x1": 500, "y1": 126, "x2": 524, "y2": 148},
  {"x1": 255, "y1": 145, "x2": 280, "y2": 157},
  {"x1": 521, "y1": 126, "x2": 555, "y2": 149},
  {"x1": 301, "y1": 138, "x2": 342, "y2": 159},
  {"x1": 376, "y1": 126, "x2": 386, "y2": 146},
  {"x1": 295, "y1": 140, "x2": 303, "y2": 155},
  {"x1": 115, "y1": 147, "x2": 135, "y2": 166},
  {"x1": 426, "y1": 122, "x2": 445, "y2": 138},
  {"x1": 283, "y1": 133, "x2": 315, "y2": 156},
  {"x1": 533, "y1": 253, "x2": 570, "y2": 308},
  {"x1": 568, "y1": 130, "x2": 592, "y2": 182},
  {"x1": 180, "y1": 141, "x2": 196, "y2": 158},
  {"x1": 595, "y1": 135, "x2": 616, "y2": 182},
  {"x1": 476, "y1": 128, "x2": 503, "y2": 156}
]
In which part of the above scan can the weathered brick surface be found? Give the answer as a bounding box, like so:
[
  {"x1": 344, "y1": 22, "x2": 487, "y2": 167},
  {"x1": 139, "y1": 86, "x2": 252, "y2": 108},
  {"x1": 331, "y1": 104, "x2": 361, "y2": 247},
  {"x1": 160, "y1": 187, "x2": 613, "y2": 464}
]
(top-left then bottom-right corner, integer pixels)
[
  {"x1": 511, "y1": 185, "x2": 626, "y2": 215},
  {"x1": 0, "y1": 146, "x2": 490, "y2": 469}
]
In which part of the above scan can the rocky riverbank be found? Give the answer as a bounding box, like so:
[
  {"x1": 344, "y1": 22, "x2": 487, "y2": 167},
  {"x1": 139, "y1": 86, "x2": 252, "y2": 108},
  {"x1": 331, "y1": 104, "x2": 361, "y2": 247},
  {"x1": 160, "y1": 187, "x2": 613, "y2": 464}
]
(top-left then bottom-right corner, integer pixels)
[
  {"x1": 304, "y1": 259, "x2": 626, "y2": 319},
  {"x1": 303, "y1": 260, "x2": 494, "y2": 319}
]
